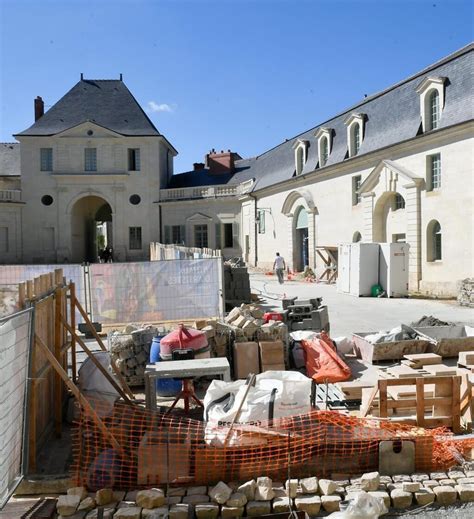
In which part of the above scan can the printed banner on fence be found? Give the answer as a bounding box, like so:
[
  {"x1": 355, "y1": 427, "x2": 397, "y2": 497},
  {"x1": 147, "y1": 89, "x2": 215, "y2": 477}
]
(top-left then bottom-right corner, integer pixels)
[
  {"x1": 0, "y1": 309, "x2": 33, "y2": 508},
  {"x1": 90, "y1": 258, "x2": 223, "y2": 323}
]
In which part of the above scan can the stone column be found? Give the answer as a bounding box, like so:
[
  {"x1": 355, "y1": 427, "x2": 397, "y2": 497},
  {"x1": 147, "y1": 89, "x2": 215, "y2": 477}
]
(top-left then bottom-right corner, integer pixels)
[
  {"x1": 405, "y1": 182, "x2": 422, "y2": 292},
  {"x1": 285, "y1": 213, "x2": 294, "y2": 272},
  {"x1": 361, "y1": 192, "x2": 375, "y2": 241},
  {"x1": 308, "y1": 209, "x2": 317, "y2": 269}
]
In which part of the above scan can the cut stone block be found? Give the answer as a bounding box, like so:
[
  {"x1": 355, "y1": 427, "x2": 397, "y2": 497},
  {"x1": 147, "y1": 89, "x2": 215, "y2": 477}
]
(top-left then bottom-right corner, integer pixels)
[
  {"x1": 221, "y1": 506, "x2": 244, "y2": 518},
  {"x1": 182, "y1": 495, "x2": 210, "y2": 504},
  {"x1": 96, "y1": 488, "x2": 114, "y2": 506},
  {"x1": 57, "y1": 495, "x2": 81, "y2": 517},
  {"x1": 321, "y1": 495, "x2": 341, "y2": 512},
  {"x1": 246, "y1": 501, "x2": 271, "y2": 516},
  {"x1": 294, "y1": 495, "x2": 321, "y2": 515},
  {"x1": 285, "y1": 479, "x2": 298, "y2": 498},
  {"x1": 390, "y1": 489, "x2": 413, "y2": 509},
  {"x1": 300, "y1": 477, "x2": 318, "y2": 494},
  {"x1": 402, "y1": 481, "x2": 421, "y2": 492},
  {"x1": 433, "y1": 485, "x2": 457, "y2": 505},
  {"x1": 141, "y1": 507, "x2": 169, "y2": 518},
  {"x1": 423, "y1": 480, "x2": 439, "y2": 489},
  {"x1": 455, "y1": 484, "x2": 474, "y2": 502},
  {"x1": 430, "y1": 472, "x2": 447, "y2": 480},
  {"x1": 255, "y1": 477, "x2": 275, "y2": 501},
  {"x1": 237, "y1": 480, "x2": 256, "y2": 501},
  {"x1": 209, "y1": 481, "x2": 233, "y2": 504},
  {"x1": 392, "y1": 475, "x2": 412, "y2": 483},
  {"x1": 167, "y1": 488, "x2": 186, "y2": 497},
  {"x1": 169, "y1": 504, "x2": 190, "y2": 519},
  {"x1": 85, "y1": 509, "x2": 115, "y2": 519},
  {"x1": 68, "y1": 487, "x2": 89, "y2": 501},
  {"x1": 226, "y1": 493, "x2": 247, "y2": 507},
  {"x1": 136, "y1": 489, "x2": 165, "y2": 509},
  {"x1": 361, "y1": 472, "x2": 380, "y2": 491},
  {"x1": 113, "y1": 508, "x2": 142, "y2": 519},
  {"x1": 414, "y1": 488, "x2": 435, "y2": 506},
  {"x1": 368, "y1": 491, "x2": 390, "y2": 509},
  {"x1": 166, "y1": 497, "x2": 181, "y2": 505},
  {"x1": 438, "y1": 478, "x2": 456, "y2": 486},
  {"x1": 411, "y1": 473, "x2": 429, "y2": 482},
  {"x1": 195, "y1": 503, "x2": 219, "y2": 518},
  {"x1": 78, "y1": 497, "x2": 95, "y2": 512},
  {"x1": 319, "y1": 479, "x2": 337, "y2": 495},
  {"x1": 187, "y1": 486, "x2": 208, "y2": 495},
  {"x1": 272, "y1": 497, "x2": 292, "y2": 513}
]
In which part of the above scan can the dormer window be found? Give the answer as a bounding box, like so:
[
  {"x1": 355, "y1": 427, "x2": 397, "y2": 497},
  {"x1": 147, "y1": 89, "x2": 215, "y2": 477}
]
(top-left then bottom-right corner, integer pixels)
[
  {"x1": 415, "y1": 76, "x2": 446, "y2": 133},
  {"x1": 292, "y1": 139, "x2": 309, "y2": 175},
  {"x1": 344, "y1": 113, "x2": 365, "y2": 158},
  {"x1": 315, "y1": 127, "x2": 332, "y2": 168}
]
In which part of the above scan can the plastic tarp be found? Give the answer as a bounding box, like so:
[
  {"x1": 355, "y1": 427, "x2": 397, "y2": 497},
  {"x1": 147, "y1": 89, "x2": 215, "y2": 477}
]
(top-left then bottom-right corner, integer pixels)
[{"x1": 301, "y1": 331, "x2": 352, "y2": 383}]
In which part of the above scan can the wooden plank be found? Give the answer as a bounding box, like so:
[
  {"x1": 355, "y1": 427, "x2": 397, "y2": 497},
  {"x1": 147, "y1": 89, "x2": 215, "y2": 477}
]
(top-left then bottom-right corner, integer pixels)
[
  {"x1": 452, "y1": 375, "x2": 462, "y2": 434},
  {"x1": 28, "y1": 378, "x2": 37, "y2": 472},
  {"x1": 379, "y1": 379, "x2": 388, "y2": 418},
  {"x1": 360, "y1": 384, "x2": 379, "y2": 417},
  {"x1": 416, "y1": 378, "x2": 425, "y2": 428},
  {"x1": 60, "y1": 315, "x2": 133, "y2": 404},
  {"x1": 54, "y1": 287, "x2": 62, "y2": 437},
  {"x1": 35, "y1": 333, "x2": 128, "y2": 459},
  {"x1": 70, "y1": 282, "x2": 77, "y2": 383}
]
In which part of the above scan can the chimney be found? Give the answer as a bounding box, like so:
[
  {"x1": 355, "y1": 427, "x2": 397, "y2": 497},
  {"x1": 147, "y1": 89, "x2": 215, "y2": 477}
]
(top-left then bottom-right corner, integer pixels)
[
  {"x1": 34, "y1": 96, "x2": 44, "y2": 121},
  {"x1": 193, "y1": 162, "x2": 205, "y2": 171},
  {"x1": 204, "y1": 149, "x2": 242, "y2": 174}
]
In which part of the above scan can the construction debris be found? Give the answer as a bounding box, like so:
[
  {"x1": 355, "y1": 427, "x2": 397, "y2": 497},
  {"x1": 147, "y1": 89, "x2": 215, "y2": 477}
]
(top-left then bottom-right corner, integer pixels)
[
  {"x1": 458, "y1": 278, "x2": 474, "y2": 308},
  {"x1": 412, "y1": 315, "x2": 453, "y2": 327}
]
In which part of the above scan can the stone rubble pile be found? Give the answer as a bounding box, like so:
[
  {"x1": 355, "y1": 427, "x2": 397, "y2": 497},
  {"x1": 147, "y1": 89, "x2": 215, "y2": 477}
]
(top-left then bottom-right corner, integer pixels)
[
  {"x1": 458, "y1": 278, "x2": 474, "y2": 308},
  {"x1": 57, "y1": 468, "x2": 474, "y2": 518},
  {"x1": 108, "y1": 325, "x2": 158, "y2": 386}
]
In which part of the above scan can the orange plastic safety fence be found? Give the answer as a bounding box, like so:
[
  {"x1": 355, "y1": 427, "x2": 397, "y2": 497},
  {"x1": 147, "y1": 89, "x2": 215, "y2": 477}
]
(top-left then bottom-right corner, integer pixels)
[{"x1": 71, "y1": 400, "x2": 474, "y2": 490}]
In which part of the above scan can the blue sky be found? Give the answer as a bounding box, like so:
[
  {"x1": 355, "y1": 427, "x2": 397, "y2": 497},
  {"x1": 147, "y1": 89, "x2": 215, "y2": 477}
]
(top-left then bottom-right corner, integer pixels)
[{"x1": 0, "y1": 0, "x2": 472, "y2": 173}]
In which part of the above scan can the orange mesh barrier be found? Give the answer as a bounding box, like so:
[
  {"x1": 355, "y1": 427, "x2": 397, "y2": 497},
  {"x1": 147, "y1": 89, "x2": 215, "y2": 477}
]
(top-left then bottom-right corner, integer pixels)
[{"x1": 71, "y1": 400, "x2": 474, "y2": 490}]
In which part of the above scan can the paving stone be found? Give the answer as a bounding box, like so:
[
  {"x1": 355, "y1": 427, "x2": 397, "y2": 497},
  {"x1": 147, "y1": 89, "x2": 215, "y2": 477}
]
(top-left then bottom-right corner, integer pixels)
[
  {"x1": 246, "y1": 501, "x2": 271, "y2": 516},
  {"x1": 361, "y1": 472, "x2": 380, "y2": 491},
  {"x1": 117, "y1": 502, "x2": 135, "y2": 509},
  {"x1": 237, "y1": 480, "x2": 256, "y2": 501},
  {"x1": 438, "y1": 478, "x2": 456, "y2": 486},
  {"x1": 272, "y1": 496, "x2": 292, "y2": 513},
  {"x1": 182, "y1": 494, "x2": 210, "y2": 505},
  {"x1": 220, "y1": 506, "x2": 244, "y2": 518},
  {"x1": 319, "y1": 479, "x2": 337, "y2": 495},
  {"x1": 379, "y1": 476, "x2": 393, "y2": 485},
  {"x1": 433, "y1": 485, "x2": 457, "y2": 505},
  {"x1": 300, "y1": 477, "x2": 318, "y2": 494},
  {"x1": 169, "y1": 504, "x2": 190, "y2": 519},
  {"x1": 57, "y1": 495, "x2": 81, "y2": 516},
  {"x1": 78, "y1": 498, "x2": 96, "y2": 512},
  {"x1": 321, "y1": 495, "x2": 341, "y2": 512},
  {"x1": 392, "y1": 475, "x2": 412, "y2": 483},
  {"x1": 167, "y1": 488, "x2": 186, "y2": 497},
  {"x1": 423, "y1": 480, "x2": 439, "y2": 489},
  {"x1": 86, "y1": 509, "x2": 115, "y2": 519},
  {"x1": 113, "y1": 508, "x2": 141, "y2": 519},
  {"x1": 96, "y1": 489, "x2": 114, "y2": 506},
  {"x1": 415, "y1": 489, "x2": 435, "y2": 506},
  {"x1": 195, "y1": 503, "x2": 219, "y2": 518},
  {"x1": 455, "y1": 477, "x2": 474, "y2": 485},
  {"x1": 448, "y1": 471, "x2": 466, "y2": 481},
  {"x1": 187, "y1": 486, "x2": 207, "y2": 496},
  {"x1": 166, "y1": 497, "x2": 182, "y2": 505},
  {"x1": 402, "y1": 481, "x2": 421, "y2": 492},
  {"x1": 345, "y1": 484, "x2": 365, "y2": 493},
  {"x1": 255, "y1": 477, "x2": 274, "y2": 501},
  {"x1": 387, "y1": 482, "x2": 403, "y2": 492},
  {"x1": 368, "y1": 491, "x2": 390, "y2": 508},
  {"x1": 209, "y1": 481, "x2": 233, "y2": 505},
  {"x1": 285, "y1": 479, "x2": 298, "y2": 498},
  {"x1": 226, "y1": 493, "x2": 247, "y2": 507},
  {"x1": 68, "y1": 487, "x2": 89, "y2": 501},
  {"x1": 411, "y1": 473, "x2": 429, "y2": 482},
  {"x1": 455, "y1": 484, "x2": 474, "y2": 502},
  {"x1": 136, "y1": 489, "x2": 165, "y2": 509},
  {"x1": 465, "y1": 470, "x2": 474, "y2": 478},
  {"x1": 390, "y1": 489, "x2": 413, "y2": 509},
  {"x1": 294, "y1": 495, "x2": 321, "y2": 515},
  {"x1": 141, "y1": 507, "x2": 169, "y2": 518},
  {"x1": 430, "y1": 472, "x2": 448, "y2": 480}
]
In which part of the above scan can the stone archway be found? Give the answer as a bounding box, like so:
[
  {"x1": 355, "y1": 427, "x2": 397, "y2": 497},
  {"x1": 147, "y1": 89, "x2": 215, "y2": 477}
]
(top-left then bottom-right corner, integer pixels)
[
  {"x1": 71, "y1": 195, "x2": 113, "y2": 263},
  {"x1": 373, "y1": 192, "x2": 407, "y2": 243}
]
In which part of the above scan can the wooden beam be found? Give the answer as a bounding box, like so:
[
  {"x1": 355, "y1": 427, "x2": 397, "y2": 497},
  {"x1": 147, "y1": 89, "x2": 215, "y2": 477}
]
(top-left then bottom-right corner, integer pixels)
[
  {"x1": 60, "y1": 315, "x2": 133, "y2": 404},
  {"x1": 54, "y1": 287, "x2": 63, "y2": 436},
  {"x1": 379, "y1": 379, "x2": 388, "y2": 418},
  {"x1": 70, "y1": 282, "x2": 77, "y2": 383},
  {"x1": 360, "y1": 384, "x2": 379, "y2": 418},
  {"x1": 452, "y1": 376, "x2": 462, "y2": 434},
  {"x1": 416, "y1": 378, "x2": 425, "y2": 428},
  {"x1": 35, "y1": 333, "x2": 128, "y2": 459}
]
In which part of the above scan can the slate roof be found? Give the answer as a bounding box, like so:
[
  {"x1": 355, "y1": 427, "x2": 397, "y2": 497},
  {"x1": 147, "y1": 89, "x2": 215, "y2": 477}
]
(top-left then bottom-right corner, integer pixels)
[
  {"x1": 0, "y1": 143, "x2": 20, "y2": 176},
  {"x1": 16, "y1": 79, "x2": 162, "y2": 137},
  {"x1": 171, "y1": 43, "x2": 473, "y2": 192}
]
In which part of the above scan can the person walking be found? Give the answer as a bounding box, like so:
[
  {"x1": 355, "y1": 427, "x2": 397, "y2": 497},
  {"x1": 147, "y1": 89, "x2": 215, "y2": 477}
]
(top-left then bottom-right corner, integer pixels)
[{"x1": 273, "y1": 252, "x2": 286, "y2": 284}]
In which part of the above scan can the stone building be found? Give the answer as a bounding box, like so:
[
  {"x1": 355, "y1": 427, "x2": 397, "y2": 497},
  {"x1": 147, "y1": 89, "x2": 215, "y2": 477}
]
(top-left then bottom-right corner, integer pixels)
[{"x1": 0, "y1": 44, "x2": 472, "y2": 296}]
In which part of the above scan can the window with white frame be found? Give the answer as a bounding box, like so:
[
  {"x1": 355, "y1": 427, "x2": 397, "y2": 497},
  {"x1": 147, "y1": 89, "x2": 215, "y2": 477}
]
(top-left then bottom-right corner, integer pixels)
[
  {"x1": 344, "y1": 113, "x2": 365, "y2": 158},
  {"x1": 257, "y1": 209, "x2": 266, "y2": 234},
  {"x1": 315, "y1": 127, "x2": 332, "y2": 168},
  {"x1": 352, "y1": 124, "x2": 361, "y2": 156},
  {"x1": 427, "y1": 153, "x2": 441, "y2": 190},
  {"x1": 194, "y1": 224, "x2": 208, "y2": 248},
  {"x1": 320, "y1": 137, "x2": 329, "y2": 166},
  {"x1": 394, "y1": 193, "x2": 406, "y2": 210},
  {"x1": 352, "y1": 175, "x2": 362, "y2": 205},
  {"x1": 416, "y1": 76, "x2": 446, "y2": 133},
  {"x1": 427, "y1": 220, "x2": 442, "y2": 261},
  {"x1": 128, "y1": 148, "x2": 141, "y2": 171},
  {"x1": 84, "y1": 148, "x2": 97, "y2": 171},
  {"x1": 40, "y1": 148, "x2": 53, "y2": 171},
  {"x1": 292, "y1": 139, "x2": 308, "y2": 175},
  {"x1": 129, "y1": 226, "x2": 142, "y2": 250}
]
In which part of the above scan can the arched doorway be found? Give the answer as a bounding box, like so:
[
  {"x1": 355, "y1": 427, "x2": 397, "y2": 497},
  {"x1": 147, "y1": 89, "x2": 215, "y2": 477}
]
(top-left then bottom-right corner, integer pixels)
[
  {"x1": 71, "y1": 196, "x2": 113, "y2": 263},
  {"x1": 294, "y1": 206, "x2": 309, "y2": 271},
  {"x1": 373, "y1": 192, "x2": 407, "y2": 243}
]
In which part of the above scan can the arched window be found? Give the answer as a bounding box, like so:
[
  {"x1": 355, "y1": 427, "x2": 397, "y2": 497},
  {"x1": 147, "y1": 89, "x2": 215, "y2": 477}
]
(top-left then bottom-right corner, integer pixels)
[
  {"x1": 427, "y1": 220, "x2": 442, "y2": 261},
  {"x1": 296, "y1": 147, "x2": 304, "y2": 175},
  {"x1": 320, "y1": 136, "x2": 329, "y2": 166},
  {"x1": 352, "y1": 231, "x2": 362, "y2": 243},
  {"x1": 394, "y1": 193, "x2": 405, "y2": 210},
  {"x1": 428, "y1": 90, "x2": 440, "y2": 130},
  {"x1": 352, "y1": 123, "x2": 361, "y2": 156}
]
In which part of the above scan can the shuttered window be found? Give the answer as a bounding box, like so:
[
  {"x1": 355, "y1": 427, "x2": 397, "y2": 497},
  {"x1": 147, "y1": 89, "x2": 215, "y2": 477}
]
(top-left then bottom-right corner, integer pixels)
[
  {"x1": 40, "y1": 148, "x2": 53, "y2": 171},
  {"x1": 128, "y1": 149, "x2": 141, "y2": 171}
]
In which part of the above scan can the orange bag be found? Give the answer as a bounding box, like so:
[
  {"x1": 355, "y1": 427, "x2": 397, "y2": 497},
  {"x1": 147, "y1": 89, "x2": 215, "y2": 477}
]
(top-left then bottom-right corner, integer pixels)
[{"x1": 301, "y1": 331, "x2": 351, "y2": 383}]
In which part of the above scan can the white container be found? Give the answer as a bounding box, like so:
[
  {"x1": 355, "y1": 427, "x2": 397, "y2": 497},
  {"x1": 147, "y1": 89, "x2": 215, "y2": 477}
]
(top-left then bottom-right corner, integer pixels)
[
  {"x1": 337, "y1": 243, "x2": 379, "y2": 296},
  {"x1": 379, "y1": 242, "x2": 409, "y2": 297}
]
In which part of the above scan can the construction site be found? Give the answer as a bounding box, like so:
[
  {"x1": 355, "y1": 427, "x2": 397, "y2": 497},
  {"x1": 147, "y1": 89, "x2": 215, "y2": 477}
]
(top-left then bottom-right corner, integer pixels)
[{"x1": 1, "y1": 242, "x2": 474, "y2": 519}]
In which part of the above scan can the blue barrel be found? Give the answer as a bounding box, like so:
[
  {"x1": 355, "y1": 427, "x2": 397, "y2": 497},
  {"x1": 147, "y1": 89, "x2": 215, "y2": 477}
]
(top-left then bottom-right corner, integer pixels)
[{"x1": 150, "y1": 336, "x2": 181, "y2": 397}]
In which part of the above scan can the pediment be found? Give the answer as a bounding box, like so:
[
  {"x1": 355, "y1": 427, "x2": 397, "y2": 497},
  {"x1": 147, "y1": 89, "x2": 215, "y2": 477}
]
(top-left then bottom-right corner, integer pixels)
[
  {"x1": 359, "y1": 159, "x2": 424, "y2": 194},
  {"x1": 186, "y1": 212, "x2": 212, "y2": 222},
  {"x1": 56, "y1": 121, "x2": 122, "y2": 138}
]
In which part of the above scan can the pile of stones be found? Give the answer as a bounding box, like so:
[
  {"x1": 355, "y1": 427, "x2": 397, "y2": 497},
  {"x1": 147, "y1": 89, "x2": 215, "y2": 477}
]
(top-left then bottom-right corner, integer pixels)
[
  {"x1": 108, "y1": 325, "x2": 158, "y2": 386},
  {"x1": 55, "y1": 468, "x2": 474, "y2": 518},
  {"x1": 458, "y1": 278, "x2": 474, "y2": 308}
]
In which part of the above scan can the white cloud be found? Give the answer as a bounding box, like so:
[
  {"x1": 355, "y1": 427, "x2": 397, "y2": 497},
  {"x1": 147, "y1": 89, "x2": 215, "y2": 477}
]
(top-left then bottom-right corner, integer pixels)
[{"x1": 147, "y1": 101, "x2": 175, "y2": 113}]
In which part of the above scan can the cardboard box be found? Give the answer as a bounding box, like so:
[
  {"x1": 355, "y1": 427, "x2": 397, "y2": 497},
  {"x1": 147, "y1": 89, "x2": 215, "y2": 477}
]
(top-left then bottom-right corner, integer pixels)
[{"x1": 233, "y1": 341, "x2": 260, "y2": 379}]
